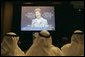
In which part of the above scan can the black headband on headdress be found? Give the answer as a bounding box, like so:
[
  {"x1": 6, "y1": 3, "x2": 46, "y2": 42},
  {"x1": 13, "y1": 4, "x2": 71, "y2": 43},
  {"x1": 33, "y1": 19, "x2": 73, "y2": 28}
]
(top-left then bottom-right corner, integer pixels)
[
  {"x1": 39, "y1": 32, "x2": 50, "y2": 38},
  {"x1": 73, "y1": 32, "x2": 83, "y2": 34},
  {"x1": 5, "y1": 34, "x2": 18, "y2": 37}
]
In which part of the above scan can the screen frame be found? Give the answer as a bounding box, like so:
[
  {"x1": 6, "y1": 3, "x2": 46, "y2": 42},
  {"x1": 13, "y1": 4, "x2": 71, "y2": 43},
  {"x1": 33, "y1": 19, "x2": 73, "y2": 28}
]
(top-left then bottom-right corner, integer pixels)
[
  {"x1": 20, "y1": 3, "x2": 56, "y2": 31},
  {"x1": 12, "y1": 2, "x2": 57, "y2": 32}
]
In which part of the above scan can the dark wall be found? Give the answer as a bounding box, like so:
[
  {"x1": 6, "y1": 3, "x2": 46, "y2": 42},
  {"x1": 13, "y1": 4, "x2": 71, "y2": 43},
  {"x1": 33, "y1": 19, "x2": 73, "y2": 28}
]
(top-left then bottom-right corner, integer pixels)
[{"x1": 1, "y1": 1, "x2": 13, "y2": 38}]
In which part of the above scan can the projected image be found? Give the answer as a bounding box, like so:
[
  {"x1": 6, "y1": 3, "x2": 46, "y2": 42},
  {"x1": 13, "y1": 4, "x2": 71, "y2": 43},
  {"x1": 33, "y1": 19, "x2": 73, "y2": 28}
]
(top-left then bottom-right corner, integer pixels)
[{"x1": 21, "y1": 6, "x2": 55, "y2": 31}]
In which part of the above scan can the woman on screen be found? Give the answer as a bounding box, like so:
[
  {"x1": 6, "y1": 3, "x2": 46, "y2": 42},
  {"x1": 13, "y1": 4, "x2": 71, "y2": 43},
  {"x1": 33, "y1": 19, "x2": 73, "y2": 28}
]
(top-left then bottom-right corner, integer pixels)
[{"x1": 31, "y1": 8, "x2": 48, "y2": 28}]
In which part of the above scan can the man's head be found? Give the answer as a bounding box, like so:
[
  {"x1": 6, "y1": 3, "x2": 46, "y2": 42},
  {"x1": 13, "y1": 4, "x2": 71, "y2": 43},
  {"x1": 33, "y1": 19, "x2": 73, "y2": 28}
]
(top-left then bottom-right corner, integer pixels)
[
  {"x1": 4, "y1": 32, "x2": 19, "y2": 43},
  {"x1": 71, "y1": 30, "x2": 84, "y2": 44},
  {"x1": 39, "y1": 30, "x2": 50, "y2": 38},
  {"x1": 37, "y1": 30, "x2": 52, "y2": 47},
  {"x1": 34, "y1": 8, "x2": 42, "y2": 19}
]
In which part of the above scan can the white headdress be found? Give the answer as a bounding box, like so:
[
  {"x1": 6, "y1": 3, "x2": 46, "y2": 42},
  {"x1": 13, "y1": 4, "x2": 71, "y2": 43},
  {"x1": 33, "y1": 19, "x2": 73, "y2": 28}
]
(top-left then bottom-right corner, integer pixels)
[
  {"x1": 26, "y1": 30, "x2": 62, "y2": 56},
  {"x1": 1, "y1": 32, "x2": 25, "y2": 56}
]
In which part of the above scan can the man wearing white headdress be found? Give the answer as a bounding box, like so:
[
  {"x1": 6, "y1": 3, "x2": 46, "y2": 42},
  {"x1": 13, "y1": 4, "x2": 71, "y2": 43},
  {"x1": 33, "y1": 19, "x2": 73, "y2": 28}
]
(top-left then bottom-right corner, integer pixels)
[
  {"x1": 1, "y1": 32, "x2": 25, "y2": 56},
  {"x1": 61, "y1": 30, "x2": 84, "y2": 56},
  {"x1": 26, "y1": 30, "x2": 62, "y2": 56}
]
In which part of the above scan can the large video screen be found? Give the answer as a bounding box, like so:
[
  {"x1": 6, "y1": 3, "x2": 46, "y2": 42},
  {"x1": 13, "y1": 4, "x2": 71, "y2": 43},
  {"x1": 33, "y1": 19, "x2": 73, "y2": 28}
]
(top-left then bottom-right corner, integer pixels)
[{"x1": 21, "y1": 6, "x2": 55, "y2": 31}]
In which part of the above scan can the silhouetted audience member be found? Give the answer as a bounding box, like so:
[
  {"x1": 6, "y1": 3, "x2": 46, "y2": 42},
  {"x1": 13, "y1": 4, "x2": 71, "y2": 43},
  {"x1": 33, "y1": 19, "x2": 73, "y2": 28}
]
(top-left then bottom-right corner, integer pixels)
[{"x1": 61, "y1": 36, "x2": 69, "y2": 47}]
